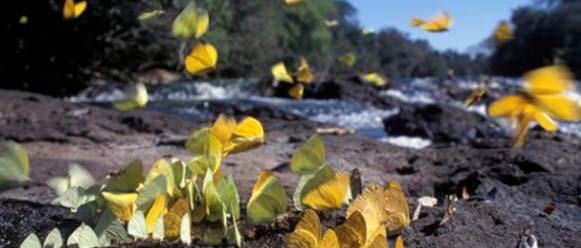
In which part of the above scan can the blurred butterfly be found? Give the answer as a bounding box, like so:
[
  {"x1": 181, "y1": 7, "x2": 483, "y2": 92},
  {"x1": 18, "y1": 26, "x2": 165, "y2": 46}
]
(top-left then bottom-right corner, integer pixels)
[
  {"x1": 113, "y1": 82, "x2": 148, "y2": 111},
  {"x1": 63, "y1": 0, "x2": 87, "y2": 20},
  {"x1": 338, "y1": 53, "x2": 357, "y2": 67},
  {"x1": 465, "y1": 85, "x2": 490, "y2": 107},
  {"x1": 0, "y1": 142, "x2": 29, "y2": 189},
  {"x1": 288, "y1": 84, "x2": 304, "y2": 100},
  {"x1": 410, "y1": 12, "x2": 452, "y2": 32},
  {"x1": 296, "y1": 57, "x2": 314, "y2": 84},
  {"x1": 493, "y1": 21, "x2": 514, "y2": 44},
  {"x1": 293, "y1": 165, "x2": 351, "y2": 211},
  {"x1": 395, "y1": 236, "x2": 404, "y2": 248},
  {"x1": 325, "y1": 19, "x2": 339, "y2": 28},
  {"x1": 271, "y1": 62, "x2": 294, "y2": 83},
  {"x1": 172, "y1": 2, "x2": 209, "y2": 39},
  {"x1": 47, "y1": 163, "x2": 95, "y2": 196},
  {"x1": 362, "y1": 73, "x2": 388, "y2": 87},
  {"x1": 185, "y1": 42, "x2": 218, "y2": 76},
  {"x1": 138, "y1": 9, "x2": 164, "y2": 21},
  {"x1": 362, "y1": 28, "x2": 375, "y2": 35},
  {"x1": 246, "y1": 170, "x2": 287, "y2": 224},
  {"x1": 287, "y1": 209, "x2": 340, "y2": 248},
  {"x1": 285, "y1": 0, "x2": 303, "y2": 5},
  {"x1": 488, "y1": 65, "x2": 581, "y2": 148}
]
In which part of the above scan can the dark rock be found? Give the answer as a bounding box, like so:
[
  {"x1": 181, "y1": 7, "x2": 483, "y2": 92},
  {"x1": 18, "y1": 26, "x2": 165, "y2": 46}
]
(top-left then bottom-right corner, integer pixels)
[
  {"x1": 0, "y1": 199, "x2": 79, "y2": 247},
  {"x1": 383, "y1": 104, "x2": 503, "y2": 143}
]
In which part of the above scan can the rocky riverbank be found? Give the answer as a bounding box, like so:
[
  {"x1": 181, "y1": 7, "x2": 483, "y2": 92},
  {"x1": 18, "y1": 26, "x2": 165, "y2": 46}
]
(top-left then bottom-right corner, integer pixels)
[{"x1": 1, "y1": 89, "x2": 580, "y2": 247}]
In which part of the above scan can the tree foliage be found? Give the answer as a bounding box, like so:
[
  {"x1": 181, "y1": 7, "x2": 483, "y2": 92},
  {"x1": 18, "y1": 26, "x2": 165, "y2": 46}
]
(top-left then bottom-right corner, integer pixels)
[{"x1": 490, "y1": 0, "x2": 581, "y2": 77}]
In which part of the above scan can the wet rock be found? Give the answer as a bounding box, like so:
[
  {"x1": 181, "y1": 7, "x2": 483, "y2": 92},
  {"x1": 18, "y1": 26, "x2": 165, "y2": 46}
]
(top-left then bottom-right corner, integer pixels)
[{"x1": 383, "y1": 104, "x2": 503, "y2": 143}]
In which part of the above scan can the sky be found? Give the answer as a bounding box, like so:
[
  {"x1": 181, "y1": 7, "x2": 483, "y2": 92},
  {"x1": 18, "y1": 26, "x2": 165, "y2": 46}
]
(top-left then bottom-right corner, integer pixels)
[{"x1": 348, "y1": 0, "x2": 531, "y2": 52}]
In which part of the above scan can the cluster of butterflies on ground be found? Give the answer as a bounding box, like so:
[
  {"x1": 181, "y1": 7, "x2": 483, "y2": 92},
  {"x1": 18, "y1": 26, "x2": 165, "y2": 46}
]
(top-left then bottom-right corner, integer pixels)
[{"x1": 5, "y1": 113, "x2": 420, "y2": 247}]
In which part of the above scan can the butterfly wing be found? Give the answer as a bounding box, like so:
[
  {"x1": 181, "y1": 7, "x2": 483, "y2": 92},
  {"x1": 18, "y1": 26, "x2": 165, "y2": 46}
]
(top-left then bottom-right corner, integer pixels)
[
  {"x1": 300, "y1": 167, "x2": 350, "y2": 211},
  {"x1": 383, "y1": 181, "x2": 410, "y2": 232},
  {"x1": 271, "y1": 62, "x2": 294, "y2": 83},
  {"x1": 290, "y1": 134, "x2": 326, "y2": 175},
  {"x1": 346, "y1": 183, "x2": 387, "y2": 240},
  {"x1": 289, "y1": 84, "x2": 304, "y2": 100},
  {"x1": 488, "y1": 94, "x2": 529, "y2": 117},
  {"x1": 524, "y1": 65, "x2": 575, "y2": 95},
  {"x1": 493, "y1": 21, "x2": 513, "y2": 44},
  {"x1": 228, "y1": 116, "x2": 265, "y2": 155},
  {"x1": 296, "y1": 57, "x2": 314, "y2": 84},
  {"x1": 422, "y1": 13, "x2": 451, "y2": 32},
  {"x1": 287, "y1": 209, "x2": 321, "y2": 248},
  {"x1": 102, "y1": 192, "x2": 138, "y2": 222},
  {"x1": 336, "y1": 211, "x2": 367, "y2": 248},
  {"x1": 185, "y1": 42, "x2": 218, "y2": 76},
  {"x1": 534, "y1": 94, "x2": 581, "y2": 121},
  {"x1": 247, "y1": 170, "x2": 287, "y2": 224}
]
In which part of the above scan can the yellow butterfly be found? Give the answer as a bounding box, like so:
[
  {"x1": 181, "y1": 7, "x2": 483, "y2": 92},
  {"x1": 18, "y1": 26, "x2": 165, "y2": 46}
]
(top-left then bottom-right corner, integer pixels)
[
  {"x1": 289, "y1": 84, "x2": 304, "y2": 100},
  {"x1": 383, "y1": 181, "x2": 410, "y2": 232},
  {"x1": 209, "y1": 114, "x2": 265, "y2": 156},
  {"x1": 493, "y1": 21, "x2": 513, "y2": 44},
  {"x1": 291, "y1": 134, "x2": 326, "y2": 175},
  {"x1": 285, "y1": 0, "x2": 303, "y2": 5},
  {"x1": 465, "y1": 85, "x2": 490, "y2": 107},
  {"x1": 185, "y1": 42, "x2": 218, "y2": 76},
  {"x1": 325, "y1": 20, "x2": 339, "y2": 28},
  {"x1": 271, "y1": 62, "x2": 294, "y2": 83},
  {"x1": 287, "y1": 209, "x2": 340, "y2": 248},
  {"x1": 362, "y1": 73, "x2": 388, "y2": 87},
  {"x1": 102, "y1": 192, "x2": 139, "y2": 222},
  {"x1": 143, "y1": 159, "x2": 177, "y2": 197},
  {"x1": 346, "y1": 184, "x2": 388, "y2": 241},
  {"x1": 145, "y1": 194, "x2": 167, "y2": 233},
  {"x1": 63, "y1": 0, "x2": 87, "y2": 20},
  {"x1": 336, "y1": 211, "x2": 387, "y2": 248},
  {"x1": 172, "y1": 2, "x2": 209, "y2": 39},
  {"x1": 164, "y1": 198, "x2": 191, "y2": 239},
  {"x1": 395, "y1": 236, "x2": 404, "y2": 248},
  {"x1": 101, "y1": 160, "x2": 143, "y2": 221},
  {"x1": 488, "y1": 65, "x2": 581, "y2": 148},
  {"x1": 246, "y1": 170, "x2": 287, "y2": 224},
  {"x1": 410, "y1": 12, "x2": 452, "y2": 32},
  {"x1": 113, "y1": 83, "x2": 148, "y2": 111},
  {"x1": 138, "y1": 9, "x2": 164, "y2": 21},
  {"x1": 362, "y1": 28, "x2": 375, "y2": 35},
  {"x1": 0, "y1": 142, "x2": 30, "y2": 188},
  {"x1": 186, "y1": 128, "x2": 223, "y2": 174},
  {"x1": 231, "y1": 116, "x2": 266, "y2": 153},
  {"x1": 338, "y1": 53, "x2": 356, "y2": 67},
  {"x1": 294, "y1": 166, "x2": 351, "y2": 211},
  {"x1": 296, "y1": 57, "x2": 314, "y2": 84}
]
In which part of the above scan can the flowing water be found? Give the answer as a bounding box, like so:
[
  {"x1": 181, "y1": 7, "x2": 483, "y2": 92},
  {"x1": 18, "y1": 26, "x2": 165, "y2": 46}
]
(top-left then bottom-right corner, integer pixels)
[{"x1": 68, "y1": 78, "x2": 581, "y2": 149}]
